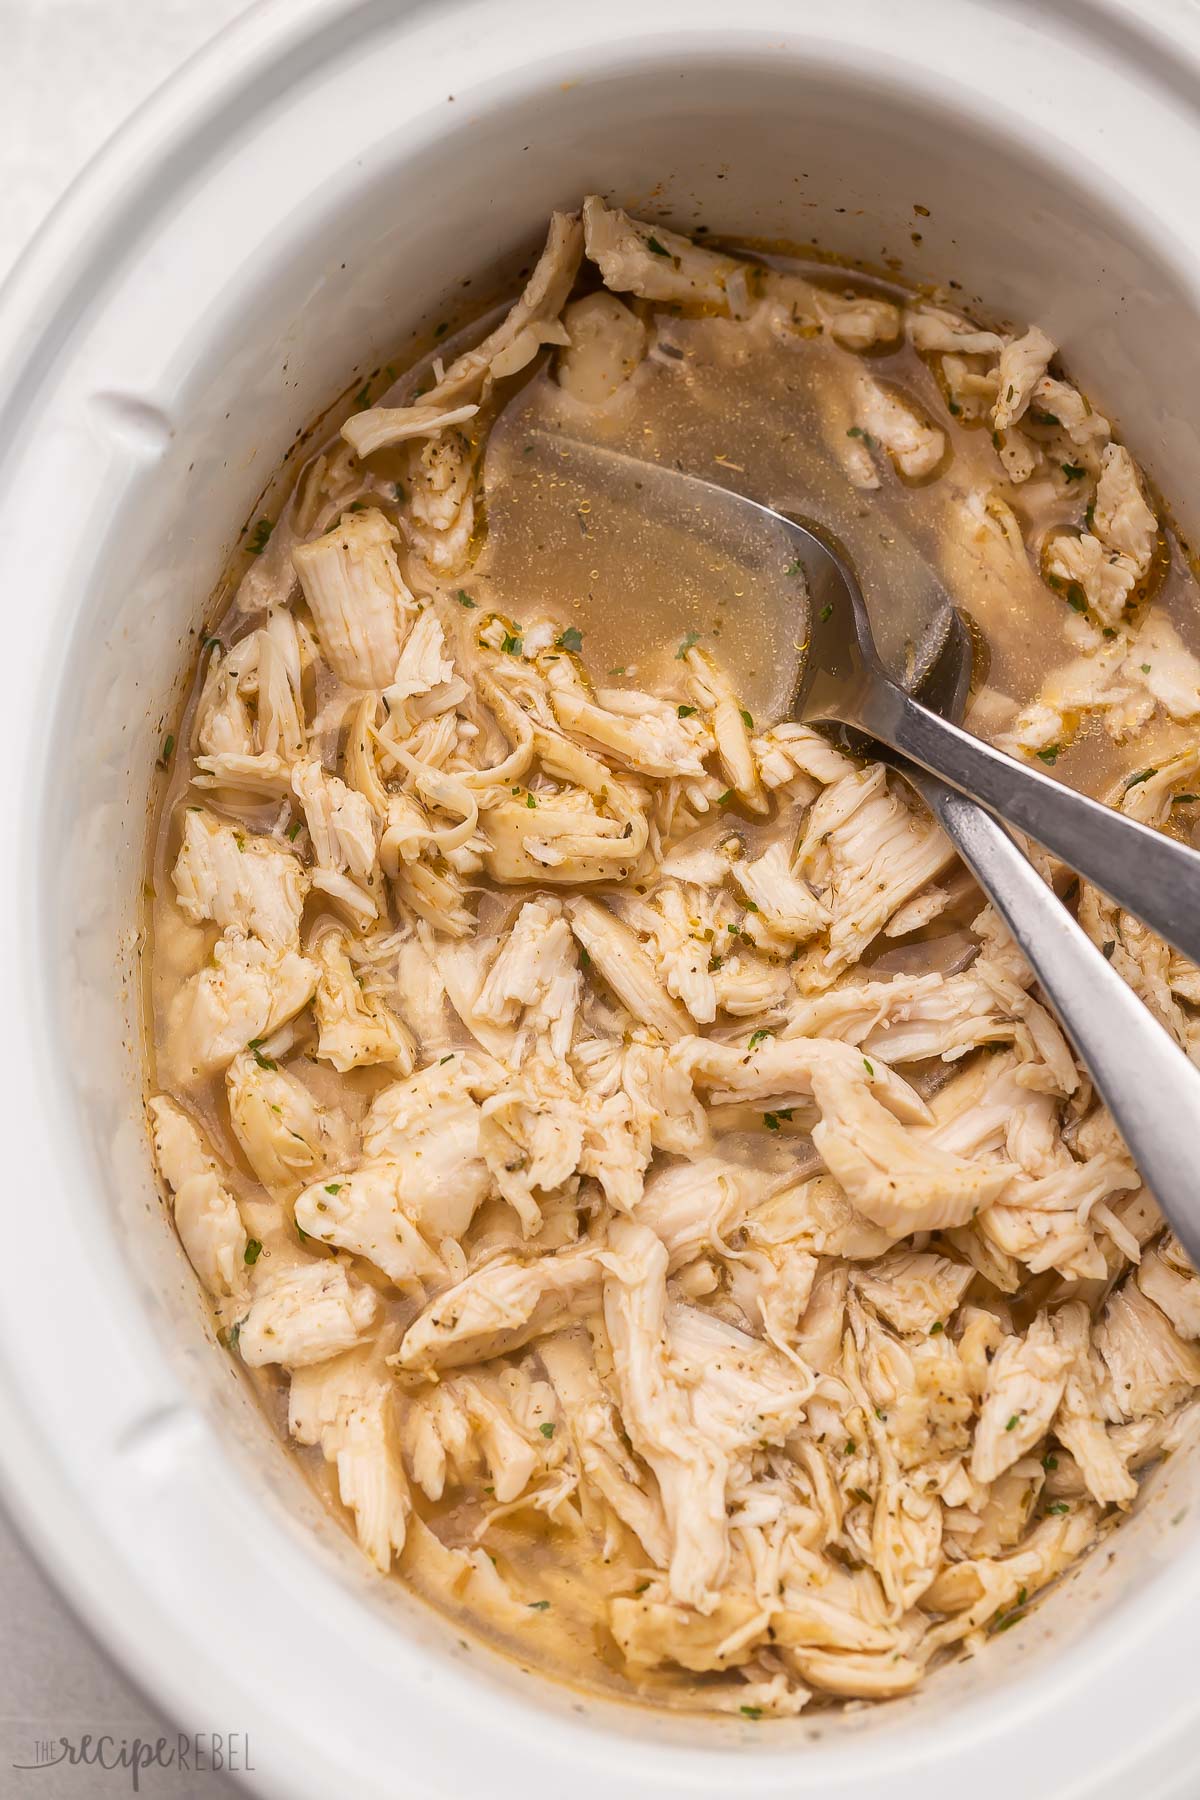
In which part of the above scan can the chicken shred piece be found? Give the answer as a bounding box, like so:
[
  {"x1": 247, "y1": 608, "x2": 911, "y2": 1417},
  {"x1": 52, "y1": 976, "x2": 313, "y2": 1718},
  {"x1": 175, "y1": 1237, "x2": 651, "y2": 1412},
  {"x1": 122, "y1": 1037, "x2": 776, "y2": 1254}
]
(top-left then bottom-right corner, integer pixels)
[
  {"x1": 566, "y1": 896, "x2": 691, "y2": 1043},
  {"x1": 149, "y1": 1096, "x2": 247, "y2": 1297},
  {"x1": 992, "y1": 325, "x2": 1056, "y2": 432},
  {"x1": 341, "y1": 401, "x2": 480, "y2": 460},
  {"x1": 602, "y1": 1220, "x2": 731, "y2": 1610},
  {"x1": 226, "y1": 1050, "x2": 347, "y2": 1191},
  {"x1": 397, "y1": 1243, "x2": 604, "y2": 1373},
  {"x1": 394, "y1": 210, "x2": 582, "y2": 417},
  {"x1": 292, "y1": 761, "x2": 378, "y2": 905},
  {"x1": 292, "y1": 507, "x2": 416, "y2": 688},
  {"x1": 312, "y1": 931, "x2": 415, "y2": 1074},
  {"x1": 970, "y1": 1313, "x2": 1075, "y2": 1483},
  {"x1": 1095, "y1": 1279, "x2": 1200, "y2": 1421},
  {"x1": 289, "y1": 1349, "x2": 411, "y2": 1570},
  {"x1": 558, "y1": 294, "x2": 648, "y2": 403},
  {"x1": 173, "y1": 809, "x2": 306, "y2": 949},
  {"x1": 237, "y1": 1260, "x2": 379, "y2": 1369},
  {"x1": 169, "y1": 930, "x2": 318, "y2": 1080},
  {"x1": 852, "y1": 373, "x2": 945, "y2": 480}
]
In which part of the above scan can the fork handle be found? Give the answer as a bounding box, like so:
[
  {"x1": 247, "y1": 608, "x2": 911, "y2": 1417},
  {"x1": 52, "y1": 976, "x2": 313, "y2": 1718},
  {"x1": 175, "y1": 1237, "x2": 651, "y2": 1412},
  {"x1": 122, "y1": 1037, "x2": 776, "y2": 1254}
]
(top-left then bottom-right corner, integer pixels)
[
  {"x1": 853, "y1": 680, "x2": 1200, "y2": 967},
  {"x1": 904, "y1": 771, "x2": 1200, "y2": 1268}
]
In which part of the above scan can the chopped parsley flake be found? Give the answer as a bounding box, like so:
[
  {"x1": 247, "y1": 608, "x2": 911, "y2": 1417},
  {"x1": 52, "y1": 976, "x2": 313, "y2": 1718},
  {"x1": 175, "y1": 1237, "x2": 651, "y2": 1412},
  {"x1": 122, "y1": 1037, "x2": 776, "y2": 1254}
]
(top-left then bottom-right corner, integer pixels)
[
  {"x1": 1036, "y1": 745, "x2": 1061, "y2": 765},
  {"x1": 1066, "y1": 582, "x2": 1088, "y2": 614},
  {"x1": 352, "y1": 382, "x2": 371, "y2": 409},
  {"x1": 762, "y1": 1109, "x2": 793, "y2": 1131},
  {"x1": 324, "y1": 1182, "x2": 342, "y2": 1196},
  {"x1": 249, "y1": 1040, "x2": 277, "y2": 1071},
  {"x1": 525, "y1": 793, "x2": 537, "y2": 808},
  {"x1": 457, "y1": 590, "x2": 477, "y2": 609},
  {"x1": 500, "y1": 633, "x2": 523, "y2": 655},
  {"x1": 646, "y1": 236, "x2": 670, "y2": 257},
  {"x1": 439, "y1": 1054, "x2": 454, "y2": 1065},
  {"x1": 847, "y1": 426, "x2": 875, "y2": 447},
  {"x1": 785, "y1": 559, "x2": 804, "y2": 577},
  {"x1": 929, "y1": 1321, "x2": 944, "y2": 1335},
  {"x1": 1046, "y1": 1502, "x2": 1070, "y2": 1515},
  {"x1": 716, "y1": 789, "x2": 734, "y2": 806},
  {"x1": 676, "y1": 630, "x2": 701, "y2": 659},
  {"x1": 862, "y1": 1057, "x2": 874, "y2": 1077},
  {"x1": 1101, "y1": 940, "x2": 1116, "y2": 960},
  {"x1": 1042, "y1": 1453, "x2": 1059, "y2": 1472},
  {"x1": 740, "y1": 709, "x2": 754, "y2": 730},
  {"x1": 528, "y1": 1599, "x2": 551, "y2": 1611},
  {"x1": 244, "y1": 1239, "x2": 263, "y2": 1265},
  {"x1": 247, "y1": 518, "x2": 273, "y2": 555},
  {"x1": 557, "y1": 626, "x2": 584, "y2": 653},
  {"x1": 677, "y1": 704, "x2": 697, "y2": 718},
  {"x1": 287, "y1": 818, "x2": 303, "y2": 841},
  {"x1": 156, "y1": 733, "x2": 175, "y2": 769},
  {"x1": 1125, "y1": 766, "x2": 1157, "y2": 788},
  {"x1": 740, "y1": 1706, "x2": 763, "y2": 1720},
  {"x1": 748, "y1": 1029, "x2": 772, "y2": 1048},
  {"x1": 1141, "y1": 662, "x2": 1151, "y2": 673},
  {"x1": 819, "y1": 603, "x2": 833, "y2": 622},
  {"x1": 1173, "y1": 793, "x2": 1198, "y2": 805},
  {"x1": 1062, "y1": 462, "x2": 1086, "y2": 481},
  {"x1": 1005, "y1": 1414, "x2": 1021, "y2": 1432},
  {"x1": 539, "y1": 1422, "x2": 556, "y2": 1439}
]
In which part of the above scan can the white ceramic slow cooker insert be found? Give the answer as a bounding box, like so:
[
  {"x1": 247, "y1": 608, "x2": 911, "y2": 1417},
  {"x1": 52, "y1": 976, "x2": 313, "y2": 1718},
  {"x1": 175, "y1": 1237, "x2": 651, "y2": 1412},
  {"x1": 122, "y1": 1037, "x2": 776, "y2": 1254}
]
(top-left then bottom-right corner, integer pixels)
[{"x1": 2, "y1": 1, "x2": 1200, "y2": 1794}]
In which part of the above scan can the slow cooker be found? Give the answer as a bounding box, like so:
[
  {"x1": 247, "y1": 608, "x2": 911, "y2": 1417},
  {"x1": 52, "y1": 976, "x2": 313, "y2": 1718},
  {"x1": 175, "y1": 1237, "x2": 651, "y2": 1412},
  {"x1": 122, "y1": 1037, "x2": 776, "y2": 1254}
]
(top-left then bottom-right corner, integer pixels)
[{"x1": 1, "y1": 1, "x2": 1199, "y2": 1793}]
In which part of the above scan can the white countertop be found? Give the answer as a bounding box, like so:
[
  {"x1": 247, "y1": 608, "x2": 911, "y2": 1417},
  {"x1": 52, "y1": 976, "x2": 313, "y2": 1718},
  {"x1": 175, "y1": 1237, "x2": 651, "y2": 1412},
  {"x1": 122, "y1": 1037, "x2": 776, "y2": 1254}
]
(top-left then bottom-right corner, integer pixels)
[{"x1": 3, "y1": 12, "x2": 253, "y2": 1788}]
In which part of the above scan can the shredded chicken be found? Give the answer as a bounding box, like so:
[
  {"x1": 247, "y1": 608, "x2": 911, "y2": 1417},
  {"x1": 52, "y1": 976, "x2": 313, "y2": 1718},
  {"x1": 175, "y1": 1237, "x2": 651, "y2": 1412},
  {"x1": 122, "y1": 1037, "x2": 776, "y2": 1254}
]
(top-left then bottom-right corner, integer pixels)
[
  {"x1": 149, "y1": 1097, "x2": 247, "y2": 1297},
  {"x1": 853, "y1": 373, "x2": 945, "y2": 480},
  {"x1": 293, "y1": 507, "x2": 416, "y2": 687},
  {"x1": 147, "y1": 197, "x2": 1200, "y2": 1721}
]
